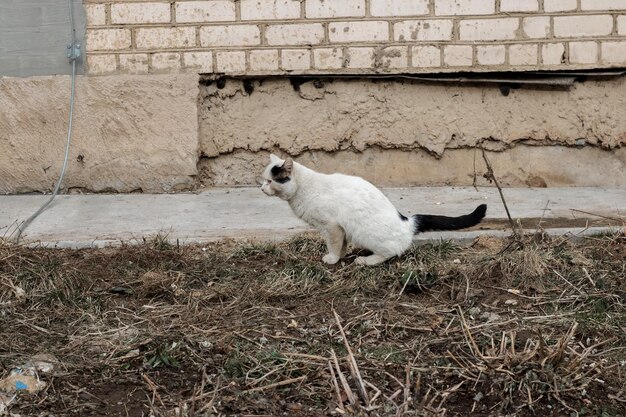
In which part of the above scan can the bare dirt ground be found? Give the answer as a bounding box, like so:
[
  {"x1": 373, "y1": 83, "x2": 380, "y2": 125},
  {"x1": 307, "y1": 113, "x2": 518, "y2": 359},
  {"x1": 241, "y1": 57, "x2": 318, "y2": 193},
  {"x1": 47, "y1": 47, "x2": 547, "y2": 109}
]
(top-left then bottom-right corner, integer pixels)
[{"x1": 1, "y1": 231, "x2": 625, "y2": 417}]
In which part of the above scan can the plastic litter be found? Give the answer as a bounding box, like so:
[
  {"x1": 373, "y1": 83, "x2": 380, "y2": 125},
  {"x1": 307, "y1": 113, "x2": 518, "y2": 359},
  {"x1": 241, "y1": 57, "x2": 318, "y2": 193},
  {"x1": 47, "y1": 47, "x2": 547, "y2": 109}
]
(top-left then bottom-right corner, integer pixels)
[{"x1": 0, "y1": 354, "x2": 58, "y2": 395}]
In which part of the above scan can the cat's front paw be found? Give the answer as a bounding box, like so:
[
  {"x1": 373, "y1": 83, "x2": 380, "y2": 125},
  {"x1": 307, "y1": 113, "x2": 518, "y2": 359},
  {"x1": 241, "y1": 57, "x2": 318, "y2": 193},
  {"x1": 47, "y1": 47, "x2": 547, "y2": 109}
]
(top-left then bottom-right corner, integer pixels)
[
  {"x1": 354, "y1": 256, "x2": 367, "y2": 265},
  {"x1": 322, "y1": 254, "x2": 340, "y2": 265}
]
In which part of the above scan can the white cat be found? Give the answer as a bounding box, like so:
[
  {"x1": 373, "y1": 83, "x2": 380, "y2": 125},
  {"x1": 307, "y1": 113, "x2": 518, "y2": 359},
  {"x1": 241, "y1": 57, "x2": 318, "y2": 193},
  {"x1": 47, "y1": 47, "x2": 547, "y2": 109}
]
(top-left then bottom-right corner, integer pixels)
[{"x1": 261, "y1": 154, "x2": 486, "y2": 266}]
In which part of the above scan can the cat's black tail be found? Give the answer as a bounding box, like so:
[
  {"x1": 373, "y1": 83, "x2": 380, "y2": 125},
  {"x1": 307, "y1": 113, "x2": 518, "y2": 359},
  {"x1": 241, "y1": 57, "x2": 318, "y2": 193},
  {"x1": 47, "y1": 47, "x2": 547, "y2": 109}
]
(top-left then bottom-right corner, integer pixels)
[{"x1": 412, "y1": 204, "x2": 487, "y2": 234}]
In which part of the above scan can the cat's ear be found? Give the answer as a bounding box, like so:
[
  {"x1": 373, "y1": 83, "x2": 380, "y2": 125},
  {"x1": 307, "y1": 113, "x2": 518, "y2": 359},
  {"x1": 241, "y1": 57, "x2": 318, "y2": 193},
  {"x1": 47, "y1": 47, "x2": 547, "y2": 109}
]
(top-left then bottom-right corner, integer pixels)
[
  {"x1": 283, "y1": 158, "x2": 293, "y2": 174},
  {"x1": 269, "y1": 154, "x2": 282, "y2": 164}
]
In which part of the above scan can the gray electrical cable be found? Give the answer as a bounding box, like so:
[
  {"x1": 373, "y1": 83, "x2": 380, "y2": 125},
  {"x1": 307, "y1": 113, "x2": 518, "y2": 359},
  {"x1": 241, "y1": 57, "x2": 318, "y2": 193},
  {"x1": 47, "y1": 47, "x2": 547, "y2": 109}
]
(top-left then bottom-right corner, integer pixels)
[{"x1": 14, "y1": 0, "x2": 79, "y2": 244}]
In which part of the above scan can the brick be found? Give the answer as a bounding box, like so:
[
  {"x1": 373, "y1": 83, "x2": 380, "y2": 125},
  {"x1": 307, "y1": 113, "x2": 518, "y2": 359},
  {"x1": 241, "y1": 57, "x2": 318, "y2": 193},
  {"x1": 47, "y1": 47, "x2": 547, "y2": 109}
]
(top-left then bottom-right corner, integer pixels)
[
  {"x1": 544, "y1": 0, "x2": 577, "y2": 12},
  {"x1": 249, "y1": 49, "x2": 279, "y2": 71},
  {"x1": 346, "y1": 47, "x2": 375, "y2": 68},
  {"x1": 329, "y1": 21, "x2": 389, "y2": 43},
  {"x1": 119, "y1": 53, "x2": 149, "y2": 74},
  {"x1": 411, "y1": 45, "x2": 441, "y2": 67},
  {"x1": 314, "y1": 48, "x2": 344, "y2": 69},
  {"x1": 476, "y1": 45, "x2": 505, "y2": 65},
  {"x1": 200, "y1": 25, "x2": 260, "y2": 47},
  {"x1": 444, "y1": 45, "x2": 473, "y2": 66},
  {"x1": 370, "y1": 0, "x2": 429, "y2": 16},
  {"x1": 569, "y1": 42, "x2": 598, "y2": 64},
  {"x1": 136, "y1": 27, "x2": 196, "y2": 49},
  {"x1": 306, "y1": 0, "x2": 365, "y2": 18},
  {"x1": 435, "y1": 0, "x2": 495, "y2": 16},
  {"x1": 265, "y1": 23, "x2": 325, "y2": 46},
  {"x1": 281, "y1": 49, "x2": 311, "y2": 70},
  {"x1": 581, "y1": 0, "x2": 626, "y2": 10},
  {"x1": 394, "y1": 20, "x2": 454, "y2": 42},
  {"x1": 459, "y1": 18, "x2": 519, "y2": 41},
  {"x1": 375, "y1": 46, "x2": 408, "y2": 68},
  {"x1": 618, "y1": 15, "x2": 626, "y2": 35},
  {"x1": 183, "y1": 52, "x2": 213, "y2": 72},
  {"x1": 85, "y1": 4, "x2": 106, "y2": 26},
  {"x1": 509, "y1": 44, "x2": 538, "y2": 66},
  {"x1": 500, "y1": 0, "x2": 538, "y2": 12},
  {"x1": 87, "y1": 29, "x2": 131, "y2": 51},
  {"x1": 111, "y1": 3, "x2": 170, "y2": 24},
  {"x1": 241, "y1": 0, "x2": 301, "y2": 20},
  {"x1": 151, "y1": 52, "x2": 182, "y2": 71},
  {"x1": 523, "y1": 17, "x2": 550, "y2": 39},
  {"x1": 542, "y1": 43, "x2": 565, "y2": 65},
  {"x1": 175, "y1": 1, "x2": 236, "y2": 23},
  {"x1": 602, "y1": 41, "x2": 626, "y2": 63},
  {"x1": 87, "y1": 55, "x2": 117, "y2": 74},
  {"x1": 216, "y1": 51, "x2": 246, "y2": 72},
  {"x1": 554, "y1": 15, "x2": 613, "y2": 37}
]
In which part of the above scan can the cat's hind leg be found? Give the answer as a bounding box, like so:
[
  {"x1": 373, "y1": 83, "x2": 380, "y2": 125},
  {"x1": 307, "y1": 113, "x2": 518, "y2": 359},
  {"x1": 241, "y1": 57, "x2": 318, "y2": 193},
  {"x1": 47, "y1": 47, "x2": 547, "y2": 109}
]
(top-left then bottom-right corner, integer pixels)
[
  {"x1": 355, "y1": 254, "x2": 392, "y2": 266},
  {"x1": 322, "y1": 226, "x2": 345, "y2": 265}
]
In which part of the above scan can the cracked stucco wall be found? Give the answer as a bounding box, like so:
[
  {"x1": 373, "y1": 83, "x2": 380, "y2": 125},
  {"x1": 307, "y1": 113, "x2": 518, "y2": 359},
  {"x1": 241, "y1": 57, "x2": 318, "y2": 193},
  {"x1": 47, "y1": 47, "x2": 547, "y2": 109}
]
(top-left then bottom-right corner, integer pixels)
[{"x1": 198, "y1": 76, "x2": 626, "y2": 188}]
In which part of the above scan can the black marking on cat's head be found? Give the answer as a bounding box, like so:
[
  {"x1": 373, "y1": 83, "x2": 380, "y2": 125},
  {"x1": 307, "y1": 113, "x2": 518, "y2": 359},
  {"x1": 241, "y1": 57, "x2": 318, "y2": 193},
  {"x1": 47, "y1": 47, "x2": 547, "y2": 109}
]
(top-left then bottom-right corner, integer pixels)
[
  {"x1": 398, "y1": 212, "x2": 409, "y2": 222},
  {"x1": 270, "y1": 158, "x2": 293, "y2": 184}
]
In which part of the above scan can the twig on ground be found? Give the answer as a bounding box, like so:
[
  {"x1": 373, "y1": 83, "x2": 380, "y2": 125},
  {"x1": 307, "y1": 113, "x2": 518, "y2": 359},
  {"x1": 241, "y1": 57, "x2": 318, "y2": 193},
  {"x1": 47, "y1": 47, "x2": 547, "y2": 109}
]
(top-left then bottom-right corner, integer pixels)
[
  {"x1": 243, "y1": 375, "x2": 306, "y2": 393},
  {"x1": 333, "y1": 309, "x2": 370, "y2": 405},
  {"x1": 481, "y1": 148, "x2": 521, "y2": 239}
]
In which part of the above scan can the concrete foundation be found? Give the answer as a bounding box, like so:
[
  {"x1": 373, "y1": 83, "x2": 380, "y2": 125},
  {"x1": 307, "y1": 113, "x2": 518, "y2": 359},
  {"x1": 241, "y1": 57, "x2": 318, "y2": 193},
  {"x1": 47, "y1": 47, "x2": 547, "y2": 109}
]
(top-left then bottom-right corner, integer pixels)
[
  {"x1": 0, "y1": 74, "x2": 199, "y2": 193},
  {"x1": 1, "y1": 74, "x2": 625, "y2": 193}
]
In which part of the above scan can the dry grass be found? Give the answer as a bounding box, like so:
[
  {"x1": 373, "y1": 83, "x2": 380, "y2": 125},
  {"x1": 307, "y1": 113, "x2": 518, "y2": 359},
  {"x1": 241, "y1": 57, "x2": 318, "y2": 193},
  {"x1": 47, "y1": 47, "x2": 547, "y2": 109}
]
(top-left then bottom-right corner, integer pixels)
[{"x1": 0, "y1": 231, "x2": 625, "y2": 417}]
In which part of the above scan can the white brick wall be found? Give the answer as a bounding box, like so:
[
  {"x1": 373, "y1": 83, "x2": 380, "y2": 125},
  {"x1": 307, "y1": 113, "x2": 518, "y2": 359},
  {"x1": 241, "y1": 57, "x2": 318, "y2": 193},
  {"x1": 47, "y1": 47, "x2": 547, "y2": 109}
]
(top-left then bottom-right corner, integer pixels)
[
  {"x1": 544, "y1": 0, "x2": 577, "y2": 12},
  {"x1": 85, "y1": 4, "x2": 106, "y2": 26},
  {"x1": 553, "y1": 16, "x2": 614, "y2": 37},
  {"x1": 581, "y1": 0, "x2": 626, "y2": 11},
  {"x1": 346, "y1": 47, "x2": 375, "y2": 68},
  {"x1": 459, "y1": 18, "x2": 519, "y2": 41},
  {"x1": 329, "y1": 21, "x2": 389, "y2": 43},
  {"x1": 476, "y1": 45, "x2": 505, "y2": 65},
  {"x1": 241, "y1": 0, "x2": 301, "y2": 21},
  {"x1": 370, "y1": 0, "x2": 429, "y2": 17},
  {"x1": 176, "y1": 1, "x2": 236, "y2": 23},
  {"x1": 542, "y1": 43, "x2": 566, "y2": 65},
  {"x1": 266, "y1": 23, "x2": 325, "y2": 45},
  {"x1": 569, "y1": 42, "x2": 599, "y2": 64},
  {"x1": 85, "y1": 0, "x2": 626, "y2": 75},
  {"x1": 120, "y1": 53, "x2": 149, "y2": 73},
  {"x1": 183, "y1": 51, "x2": 213, "y2": 72},
  {"x1": 314, "y1": 48, "x2": 344, "y2": 69},
  {"x1": 435, "y1": 0, "x2": 495, "y2": 16},
  {"x1": 500, "y1": 0, "x2": 538, "y2": 13},
  {"x1": 602, "y1": 41, "x2": 626, "y2": 63},
  {"x1": 523, "y1": 17, "x2": 551, "y2": 39},
  {"x1": 216, "y1": 51, "x2": 246, "y2": 72},
  {"x1": 151, "y1": 52, "x2": 182, "y2": 71},
  {"x1": 444, "y1": 45, "x2": 473, "y2": 66},
  {"x1": 249, "y1": 49, "x2": 280, "y2": 71},
  {"x1": 281, "y1": 49, "x2": 311, "y2": 70},
  {"x1": 394, "y1": 20, "x2": 453, "y2": 41},
  {"x1": 136, "y1": 27, "x2": 196, "y2": 49},
  {"x1": 305, "y1": 0, "x2": 365, "y2": 18},
  {"x1": 111, "y1": 3, "x2": 171, "y2": 24},
  {"x1": 412, "y1": 45, "x2": 441, "y2": 67},
  {"x1": 509, "y1": 44, "x2": 538, "y2": 66},
  {"x1": 200, "y1": 25, "x2": 261, "y2": 47},
  {"x1": 619, "y1": 16, "x2": 626, "y2": 35},
  {"x1": 87, "y1": 29, "x2": 132, "y2": 51}
]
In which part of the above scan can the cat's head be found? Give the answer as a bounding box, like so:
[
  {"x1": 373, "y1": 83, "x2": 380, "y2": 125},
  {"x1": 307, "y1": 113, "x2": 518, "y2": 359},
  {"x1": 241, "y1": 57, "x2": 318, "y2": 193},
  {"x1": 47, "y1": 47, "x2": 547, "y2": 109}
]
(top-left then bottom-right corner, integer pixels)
[{"x1": 261, "y1": 154, "x2": 297, "y2": 200}]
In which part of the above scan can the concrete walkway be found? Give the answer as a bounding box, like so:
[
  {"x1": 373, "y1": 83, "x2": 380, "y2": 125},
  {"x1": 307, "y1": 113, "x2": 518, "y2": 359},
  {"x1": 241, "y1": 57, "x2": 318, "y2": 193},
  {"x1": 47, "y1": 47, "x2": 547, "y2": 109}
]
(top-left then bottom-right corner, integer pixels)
[{"x1": 1, "y1": 187, "x2": 624, "y2": 248}]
